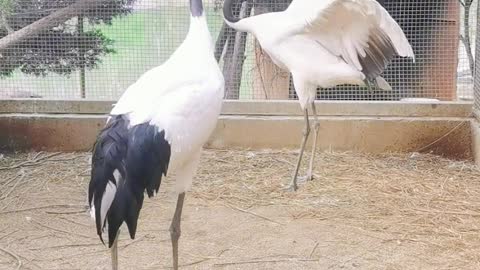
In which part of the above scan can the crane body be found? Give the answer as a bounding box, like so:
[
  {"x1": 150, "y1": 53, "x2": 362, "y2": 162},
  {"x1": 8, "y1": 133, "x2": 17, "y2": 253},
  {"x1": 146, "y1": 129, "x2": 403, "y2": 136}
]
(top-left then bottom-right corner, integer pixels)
[
  {"x1": 88, "y1": 0, "x2": 224, "y2": 269},
  {"x1": 223, "y1": 0, "x2": 415, "y2": 190}
]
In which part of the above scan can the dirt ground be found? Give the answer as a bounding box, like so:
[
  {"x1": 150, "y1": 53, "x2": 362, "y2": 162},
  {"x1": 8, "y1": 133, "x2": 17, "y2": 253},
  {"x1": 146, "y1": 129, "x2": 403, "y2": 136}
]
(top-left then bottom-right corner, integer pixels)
[{"x1": 0, "y1": 149, "x2": 480, "y2": 270}]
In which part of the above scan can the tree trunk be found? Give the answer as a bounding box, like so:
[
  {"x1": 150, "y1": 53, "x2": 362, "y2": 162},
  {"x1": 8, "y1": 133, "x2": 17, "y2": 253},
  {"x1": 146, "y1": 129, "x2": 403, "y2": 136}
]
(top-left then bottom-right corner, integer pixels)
[
  {"x1": 252, "y1": 0, "x2": 291, "y2": 100},
  {"x1": 78, "y1": 16, "x2": 86, "y2": 99},
  {"x1": 459, "y1": 0, "x2": 474, "y2": 77},
  {"x1": 214, "y1": 23, "x2": 229, "y2": 62},
  {"x1": 222, "y1": 0, "x2": 252, "y2": 99},
  {"x1": 0, "y1": 0, "x2": 110, "y2": 55},
  {"x1": 0, "y1": 11, "x2": 14, "y2": 34}
]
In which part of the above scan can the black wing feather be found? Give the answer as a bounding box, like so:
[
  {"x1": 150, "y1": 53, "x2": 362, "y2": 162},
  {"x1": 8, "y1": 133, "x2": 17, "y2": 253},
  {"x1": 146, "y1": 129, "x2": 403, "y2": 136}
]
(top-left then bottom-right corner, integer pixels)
[
  {"x1": 88, "y1": 115, "x2": 171, "y2": 248},
  {"x1": 359, "y1": 28, "x2": 397, "y2": 81}
]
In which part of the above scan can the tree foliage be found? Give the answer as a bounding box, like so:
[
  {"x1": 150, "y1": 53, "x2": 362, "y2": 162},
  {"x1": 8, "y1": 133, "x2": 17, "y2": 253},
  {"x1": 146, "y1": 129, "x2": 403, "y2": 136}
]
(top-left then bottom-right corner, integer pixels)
[{"x1": 0, "y1": 0, "x2": 135, "y2": 77}]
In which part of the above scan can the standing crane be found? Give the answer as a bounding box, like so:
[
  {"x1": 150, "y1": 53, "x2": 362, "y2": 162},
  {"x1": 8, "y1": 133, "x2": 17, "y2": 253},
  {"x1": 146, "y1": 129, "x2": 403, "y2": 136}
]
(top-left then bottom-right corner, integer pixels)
[
  {"x1": 88, "y1": 0, "x2": 224, "y2": 269},
  {"x1": 223, "y1": 0, "x2": 415, "y2": 191}
]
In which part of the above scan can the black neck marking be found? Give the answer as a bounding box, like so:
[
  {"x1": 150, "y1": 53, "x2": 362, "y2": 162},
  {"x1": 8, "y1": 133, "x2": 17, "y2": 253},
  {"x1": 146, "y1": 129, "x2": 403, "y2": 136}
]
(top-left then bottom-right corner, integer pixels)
[
  {"x1": 190, "y1": 0, "x2": 204, "y2": 17},
  {"x1": 223, "y1": 0, "x2": 242, "y2": 23}
]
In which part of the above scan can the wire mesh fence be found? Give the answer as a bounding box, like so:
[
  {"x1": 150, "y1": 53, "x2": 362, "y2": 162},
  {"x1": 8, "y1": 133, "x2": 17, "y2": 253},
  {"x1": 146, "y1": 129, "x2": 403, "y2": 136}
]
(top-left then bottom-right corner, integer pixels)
[
  {"x1": 475, "y1": 0, "x2": 480, "y2": 118},
  {"x1": 0, "y1": 0, "x2": 477, "y2": 101}
]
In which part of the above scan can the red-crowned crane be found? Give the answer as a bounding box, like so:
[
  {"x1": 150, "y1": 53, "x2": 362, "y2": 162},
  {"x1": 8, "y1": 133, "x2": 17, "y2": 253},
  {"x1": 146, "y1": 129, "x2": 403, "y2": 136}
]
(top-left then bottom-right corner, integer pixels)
[
  {"x1": 223, "y1": 0, "x2": 415, "y2": 191},
  {"x1": 88, "y1": 0, "x2": 224, "y2": 269}
]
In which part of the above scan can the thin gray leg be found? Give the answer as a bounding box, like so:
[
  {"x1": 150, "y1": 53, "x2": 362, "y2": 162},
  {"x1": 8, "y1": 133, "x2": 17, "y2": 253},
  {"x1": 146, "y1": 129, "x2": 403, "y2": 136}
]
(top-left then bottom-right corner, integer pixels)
[
  {"x1": 306, "y1": 102, "x2": 320, "y2": 181},
  {"x1": 111, "y1": 229, "x2": 120, "y2": 270},
  {"x1": 290, "y1": 108, "x2": 310, "y2": 191},
  {"x1": 170, "y1": 192, "x2": 186, "y2": 270}
]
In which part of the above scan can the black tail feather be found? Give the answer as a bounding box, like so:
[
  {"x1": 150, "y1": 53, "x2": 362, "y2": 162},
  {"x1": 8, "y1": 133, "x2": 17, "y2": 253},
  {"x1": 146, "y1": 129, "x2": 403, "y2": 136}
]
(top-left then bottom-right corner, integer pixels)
[
  {"x1": 89, "y1": 116, "x2": 128, "y2": 241},
  {"x1": 107, "y1": 184, "x2": 144, "y2": 247},
  {"x1": 88, "y1": 115, "x2": 171, "y2": 248},
  {"x1": 359, "y1": 29, "x2": 397, "y2": 81},
  {"x1": 127, "y1": 125, "x2": 171, "y2": 198}
]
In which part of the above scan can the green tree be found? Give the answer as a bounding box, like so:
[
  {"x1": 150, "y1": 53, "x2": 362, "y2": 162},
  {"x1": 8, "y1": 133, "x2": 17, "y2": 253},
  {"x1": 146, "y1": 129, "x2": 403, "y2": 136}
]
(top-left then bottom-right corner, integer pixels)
[{"x1": 0, "y1": 0, "x2": 135, "y2": 77}]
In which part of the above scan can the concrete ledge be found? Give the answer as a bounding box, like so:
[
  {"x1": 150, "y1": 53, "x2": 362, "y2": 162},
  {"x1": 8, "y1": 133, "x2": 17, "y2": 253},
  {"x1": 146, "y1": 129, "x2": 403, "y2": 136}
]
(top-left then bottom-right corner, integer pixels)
[
  {"x1": 472, "y1": 113, "x2": 480, "y2": 165},
  {"x1": 0, "y1": 99, "x2": 473, "y2": 117},
  {"x1": 0, "y1": 99, "x2": 112, "y2": 114},
  {"x1": 0, "y1": 113, "x2": 472, "y2": 160},
  {"x1": 221, "y1": 100, "x2": 473, "y2": 118},
  {"x1": 0, "y1": 114, "x2": 105, "y2": 152},
  {"x1": 209, "y1": 116, "x2": 472, "y2": 160}
]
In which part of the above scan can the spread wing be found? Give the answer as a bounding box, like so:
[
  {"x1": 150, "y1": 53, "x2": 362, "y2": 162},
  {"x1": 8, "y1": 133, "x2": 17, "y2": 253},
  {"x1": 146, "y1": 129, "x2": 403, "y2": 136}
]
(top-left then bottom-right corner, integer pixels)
[{"x1": 286, "y1": 0, "x2": 415, "y2": 79}]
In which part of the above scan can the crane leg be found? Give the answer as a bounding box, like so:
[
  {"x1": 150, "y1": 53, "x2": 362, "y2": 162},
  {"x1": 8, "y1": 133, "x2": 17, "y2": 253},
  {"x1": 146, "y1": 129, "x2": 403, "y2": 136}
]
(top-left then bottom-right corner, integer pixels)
[
  {"x1": 306, "y1": 102, "x2": 319, "y2": 181},
  {"x1": 111, "y1": 229, "x2": 120, "y2": 270},
  {"x1": 289, "y1": 108, "x2": 310, "y2": 191},
  {"x1": 170, "y1": 192, "x2": 186, "y2": 270},
  {"x1": 364, "y1": 79, "x2": 375, "y2": 98}
]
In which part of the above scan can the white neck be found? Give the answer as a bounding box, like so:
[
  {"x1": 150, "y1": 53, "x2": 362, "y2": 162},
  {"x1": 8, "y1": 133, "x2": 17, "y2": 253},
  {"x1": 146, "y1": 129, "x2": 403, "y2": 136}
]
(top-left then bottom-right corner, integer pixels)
[
  {"x1": 183, "y1": 15, "x2": 214, "y2": 55},
  {"x1": 225, "y1": 16, "x2": 254, "y2": 33}
]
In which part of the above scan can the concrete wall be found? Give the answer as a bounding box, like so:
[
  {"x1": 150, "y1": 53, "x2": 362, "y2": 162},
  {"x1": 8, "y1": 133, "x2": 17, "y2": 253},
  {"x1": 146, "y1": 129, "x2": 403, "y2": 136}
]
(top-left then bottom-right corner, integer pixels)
[
  {"x1": 0, "y1": 99, "x2": 474, "y2": 160},
  {"x1": 0, "y1": 99, "x2": 473, "y2": 116},
  {"x1": 472, "y1": 110, "x2": 480, "y2": 165}
]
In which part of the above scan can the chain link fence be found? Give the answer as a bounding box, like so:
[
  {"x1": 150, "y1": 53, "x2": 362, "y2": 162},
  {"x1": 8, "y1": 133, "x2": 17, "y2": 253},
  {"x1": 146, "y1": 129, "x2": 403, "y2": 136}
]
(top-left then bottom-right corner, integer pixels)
[
  {"x1": 0, "y1": 0, "x2": 477, "y2": 101},
  {"x1": 475, "y1": 0, "x2": 480, "y2": 119}
]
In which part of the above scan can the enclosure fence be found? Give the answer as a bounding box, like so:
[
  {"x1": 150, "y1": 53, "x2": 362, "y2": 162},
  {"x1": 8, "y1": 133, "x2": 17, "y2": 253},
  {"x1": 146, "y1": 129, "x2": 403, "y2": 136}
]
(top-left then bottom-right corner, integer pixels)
[
  {"x1": 475, "y1": 0, "x2": 480, "y2": 120},
  {"x1": 0, "y1": 0, "x2": 478, "y2": 102}
]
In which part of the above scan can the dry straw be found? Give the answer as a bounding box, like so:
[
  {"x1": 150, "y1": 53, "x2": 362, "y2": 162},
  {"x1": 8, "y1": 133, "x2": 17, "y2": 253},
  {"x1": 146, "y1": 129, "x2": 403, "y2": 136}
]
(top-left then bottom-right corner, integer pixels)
[{"x1": 1, "y1": 149, "x2": 480, "y2": 267}]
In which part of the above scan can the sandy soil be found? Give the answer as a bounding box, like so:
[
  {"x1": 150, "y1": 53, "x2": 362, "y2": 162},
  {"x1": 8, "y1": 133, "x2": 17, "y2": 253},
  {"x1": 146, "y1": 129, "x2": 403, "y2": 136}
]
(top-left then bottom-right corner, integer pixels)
[{"x1": 0, "y1": 149, "x2": 480, "y2": 270}]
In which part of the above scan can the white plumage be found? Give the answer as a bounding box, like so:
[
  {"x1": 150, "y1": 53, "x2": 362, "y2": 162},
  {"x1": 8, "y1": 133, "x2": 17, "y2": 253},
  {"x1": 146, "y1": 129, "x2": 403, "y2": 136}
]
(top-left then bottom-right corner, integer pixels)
[
  {"x1": 88, "y1": 1, "x2": 223, "y2": 269},
  {"x1": 223, "y1": 0, "x2": 415, "y2": 190},
  {"x1": 111, "y1": 16, "x2": 224, "y2": 193}
]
